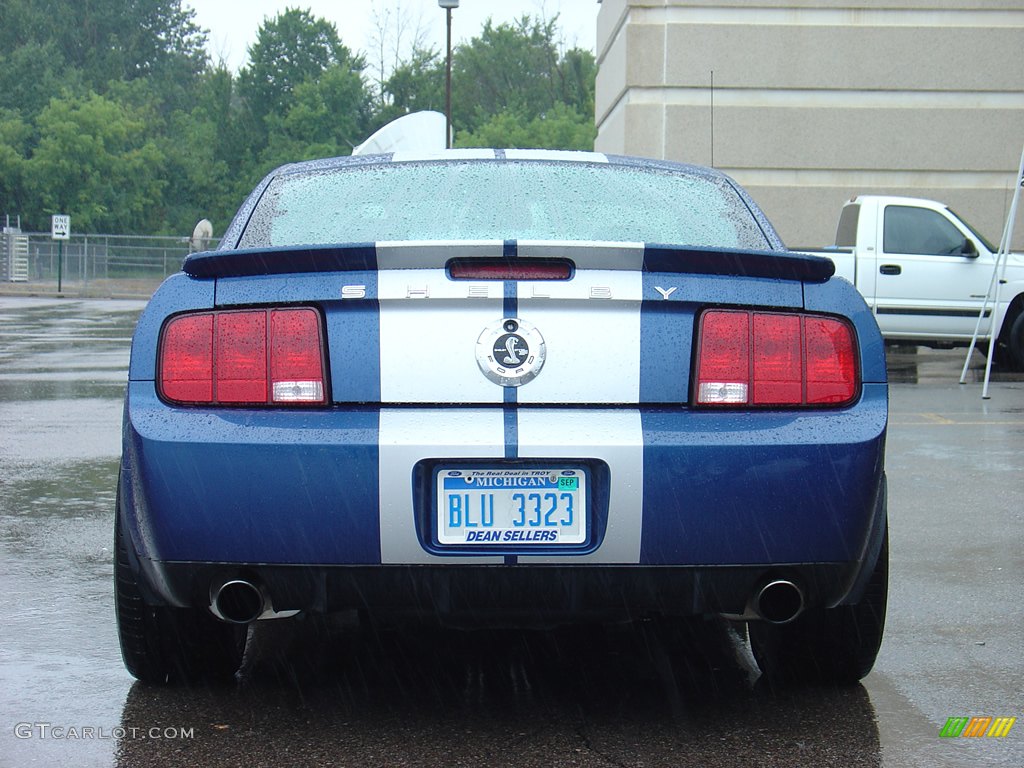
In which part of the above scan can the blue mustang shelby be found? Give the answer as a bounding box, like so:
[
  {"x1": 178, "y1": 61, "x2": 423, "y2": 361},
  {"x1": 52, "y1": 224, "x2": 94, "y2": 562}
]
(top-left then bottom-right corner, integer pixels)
[{"x1": 116, "y1": 150, "x2": 888, "y2": 684}]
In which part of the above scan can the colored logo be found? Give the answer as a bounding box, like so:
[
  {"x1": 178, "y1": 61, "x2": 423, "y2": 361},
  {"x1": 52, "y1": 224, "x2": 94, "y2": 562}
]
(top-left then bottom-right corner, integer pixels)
[
  {"x1": 476, "y1": 318, "x2": 546, "y2": 387},
  {"x1": 493, "y1": 333, "x2": 528, "y2": 366},
  {"x1": 940, "y1": 717, "x2": 1016, "y2": 738}
]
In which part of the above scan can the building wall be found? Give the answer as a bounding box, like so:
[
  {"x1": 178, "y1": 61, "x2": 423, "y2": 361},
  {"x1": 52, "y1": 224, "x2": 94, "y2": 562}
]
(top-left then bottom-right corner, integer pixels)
[{"x1": 595, "y1": 0, "x2": 1024, "y2": 249}]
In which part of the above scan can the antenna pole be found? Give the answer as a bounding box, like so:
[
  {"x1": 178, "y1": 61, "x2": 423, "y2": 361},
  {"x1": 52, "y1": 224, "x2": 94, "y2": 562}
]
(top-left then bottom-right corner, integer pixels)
[{"x1": 710, "y1": 70, "x2": 715, "y2": 168}]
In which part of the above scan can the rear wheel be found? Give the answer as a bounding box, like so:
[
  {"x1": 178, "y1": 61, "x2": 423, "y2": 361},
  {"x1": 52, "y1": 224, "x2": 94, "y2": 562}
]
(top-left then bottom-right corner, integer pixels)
[
  {"x1": 749, "y1": 528, "x2": 888, "y2": 686},
  {"x1": 115, "y1": 501, "x2": 245, "y2": 684}
]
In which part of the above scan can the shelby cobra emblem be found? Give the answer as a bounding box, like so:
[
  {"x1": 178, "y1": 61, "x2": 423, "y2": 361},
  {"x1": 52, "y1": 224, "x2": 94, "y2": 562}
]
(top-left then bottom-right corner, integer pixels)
[{"x1": 476, "y1": 318, "x2": 546, "y2": 387}]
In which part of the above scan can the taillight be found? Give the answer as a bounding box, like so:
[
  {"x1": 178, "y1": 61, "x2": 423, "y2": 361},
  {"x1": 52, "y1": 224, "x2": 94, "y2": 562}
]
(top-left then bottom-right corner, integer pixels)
[
  {"x1": 159, "y1": 308, "x2": 326, "y2": 406},
  {"x1": 695, "y1": 309, "x2": 858, "y2": 407}
]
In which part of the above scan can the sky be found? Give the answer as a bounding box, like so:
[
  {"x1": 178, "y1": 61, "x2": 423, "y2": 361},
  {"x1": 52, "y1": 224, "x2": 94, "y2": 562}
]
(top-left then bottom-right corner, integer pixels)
[{"x1": 183, "y1": 0, "x2": 601, "y2": 74}]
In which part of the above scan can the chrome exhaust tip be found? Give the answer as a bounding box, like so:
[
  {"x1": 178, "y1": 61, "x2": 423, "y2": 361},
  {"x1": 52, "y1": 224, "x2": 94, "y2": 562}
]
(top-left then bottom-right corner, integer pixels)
[
  {"x1": 211, "y1": 579, "x2": 266, "y2": 624},
  {"x1": 753, "y1": 579, "x2": 805, "y2": 625}
]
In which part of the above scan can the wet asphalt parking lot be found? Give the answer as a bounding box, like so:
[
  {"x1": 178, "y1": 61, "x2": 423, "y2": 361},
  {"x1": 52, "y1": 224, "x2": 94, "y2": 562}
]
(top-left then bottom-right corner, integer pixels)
[{"x1": 0, "y1": 295, "x2": 1021, "y2": 768}]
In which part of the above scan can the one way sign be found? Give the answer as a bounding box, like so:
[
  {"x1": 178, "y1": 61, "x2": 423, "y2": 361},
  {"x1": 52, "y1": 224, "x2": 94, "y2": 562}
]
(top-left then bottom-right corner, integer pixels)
[{"x1": 51, "y1": 214, "x2": 70, "y2": 240}]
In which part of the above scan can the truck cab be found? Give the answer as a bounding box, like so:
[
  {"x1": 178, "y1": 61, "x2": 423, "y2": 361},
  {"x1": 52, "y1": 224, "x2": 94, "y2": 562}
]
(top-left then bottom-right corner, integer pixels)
[{"x1": 813, "y1": 195, "x2": 1024, "y2": 367}]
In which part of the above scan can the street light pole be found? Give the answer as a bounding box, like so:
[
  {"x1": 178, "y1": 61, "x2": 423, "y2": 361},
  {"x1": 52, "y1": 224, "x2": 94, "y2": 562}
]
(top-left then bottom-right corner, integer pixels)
[{"x1": 438, "y1": 0, "x2": 459, "y2": 149}]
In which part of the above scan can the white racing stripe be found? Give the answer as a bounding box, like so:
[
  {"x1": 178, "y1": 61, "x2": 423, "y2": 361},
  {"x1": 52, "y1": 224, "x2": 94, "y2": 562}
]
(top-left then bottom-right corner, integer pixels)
[
  {"x1": 516, "y1": 409, "x2": 645, "y2": 564},
  {"x1": 390, "y1": 148, "x2": 498, "y2": 163},
  {"x1": 378, "y1": 408, "x2": 645, "y2": 564},
  {"x1": 503, "y1": 150, "x2": 609, "y2": 163},
  {"x1": 377, "y1": 263, "x2": 505, "y2": 404},
  {"x1": 515, "y1": 269, "x2": 642, "y2": 404},
  {"x1": 376, "y1": 239, "x2": 645, "y2": 565},
  {"x1": 378, "y1": 409, "x2": 506, "y2": 564}
]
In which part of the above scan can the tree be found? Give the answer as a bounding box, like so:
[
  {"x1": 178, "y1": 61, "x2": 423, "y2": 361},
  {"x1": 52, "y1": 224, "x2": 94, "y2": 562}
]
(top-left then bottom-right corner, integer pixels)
[
  {"x1": 122, "y1": 1, "x2": 208, "y2": 82},
  {"x1": 261, "y1": 64, "x2": 372, "y2": 167},
  {"x1": 125, "y1": 1, "x2": 210, "y2": 116},
  {"x1": 238, "y1": 8, "x2": 366, "y2": 128},
  {"x1": 158, "y1": 103, "x2": 232, "y2": 235},
  {"x1": 25, "y1": 93, "x2": 166, "y2": 232},
  {"x1": 0, "y1": 41, "x2": 81, "y2": 116},
  {"x1": 451, "y1": 16, "x2": 596, "y2": 139},
  {"x1": 193, "y1": 66, "x2": 270, "y2": 229},
  {"x1": 457, "y1": 103, "x2": 595, "y2": 151},
  {"x1": 0, "y1": 0, "x2": 207, "y2": 119},
  {"x1": 380, "y1": 46, "x2": 445, "y2": 124},
  {"x1": 366, "y1": 0, "x2": 430, "y2": 113},
  {"x1": 0, "y1": 110, "x2": 31, "y2": 219},
  {"x1": 0, "y1": 2, "x2": 599, "y2": 234},
  {"x1": 2, "y1": 1, "x2": 205, "y2": 99},
  {"x1": 559, "y1": 47, "x2": 598, "y2": 119}
]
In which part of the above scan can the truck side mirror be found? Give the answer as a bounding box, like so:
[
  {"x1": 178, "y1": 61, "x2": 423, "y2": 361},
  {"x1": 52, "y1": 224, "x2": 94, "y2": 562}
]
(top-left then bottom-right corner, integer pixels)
[{"x1": 961, "y1": 238, "x2": 978, "y2": 258}]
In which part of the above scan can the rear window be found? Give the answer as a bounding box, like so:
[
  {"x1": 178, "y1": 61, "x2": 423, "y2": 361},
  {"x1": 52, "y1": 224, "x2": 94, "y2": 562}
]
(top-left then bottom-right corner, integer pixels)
[
  {"x1": 238, "y1": 160, "x2": 772, "y2": 250},
  {"x1": 835, "y1": 204, "x2": 860, "y2": 248}
]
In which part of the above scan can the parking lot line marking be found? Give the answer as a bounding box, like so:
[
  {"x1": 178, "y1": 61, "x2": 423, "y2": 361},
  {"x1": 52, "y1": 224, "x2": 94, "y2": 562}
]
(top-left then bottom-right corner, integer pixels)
[{"x1": 890, "y1": 418, "x2": 1024, "y2": 426}]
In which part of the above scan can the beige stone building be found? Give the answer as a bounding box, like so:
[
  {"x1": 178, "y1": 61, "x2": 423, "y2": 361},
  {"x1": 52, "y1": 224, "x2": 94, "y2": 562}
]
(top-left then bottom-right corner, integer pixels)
[{"x1": 595, "y1": 0, "x2": 1024, "y2": 249}]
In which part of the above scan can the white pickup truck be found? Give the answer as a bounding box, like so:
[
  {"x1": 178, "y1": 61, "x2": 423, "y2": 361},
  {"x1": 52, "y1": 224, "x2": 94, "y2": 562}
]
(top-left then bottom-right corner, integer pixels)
[{"x1": 801, "y1": 195, "x2": 1024, "y2": 369}]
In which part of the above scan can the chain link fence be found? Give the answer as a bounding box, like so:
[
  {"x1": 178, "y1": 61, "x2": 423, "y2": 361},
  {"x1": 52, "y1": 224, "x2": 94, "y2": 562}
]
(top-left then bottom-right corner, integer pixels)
[{"x1": 0, "y1": 232, "x2": 219, "y2": 298}]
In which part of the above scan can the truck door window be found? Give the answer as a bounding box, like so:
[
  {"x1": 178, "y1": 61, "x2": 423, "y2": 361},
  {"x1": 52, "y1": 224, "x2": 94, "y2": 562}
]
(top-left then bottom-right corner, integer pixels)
[{"x1": 883, "y1": 205, "x2": 965, "y2": 255}]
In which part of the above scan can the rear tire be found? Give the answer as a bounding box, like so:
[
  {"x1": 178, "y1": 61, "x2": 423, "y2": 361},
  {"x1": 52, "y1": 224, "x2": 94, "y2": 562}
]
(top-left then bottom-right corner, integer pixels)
[
  {"x1": 115, "y1": 499, "x2": 245, "y2": 685},
  {"x1": 749, "y1": 528, "x2": 888, "y2": 686}
]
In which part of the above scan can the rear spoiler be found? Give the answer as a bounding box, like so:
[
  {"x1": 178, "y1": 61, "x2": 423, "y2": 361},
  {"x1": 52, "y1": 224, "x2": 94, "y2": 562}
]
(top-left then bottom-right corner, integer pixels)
[
  {"x1": 182, "y1": 242, "x2": 835, "y2": 283},
  {"x1": 643, "y1": 244, "x2": 834, "y2": 282}
]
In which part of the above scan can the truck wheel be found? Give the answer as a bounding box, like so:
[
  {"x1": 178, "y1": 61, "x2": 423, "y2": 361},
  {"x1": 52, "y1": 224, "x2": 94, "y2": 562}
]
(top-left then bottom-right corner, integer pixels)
[
  {"x1": 749, "y1": 528, "x2": 888, "y2": 686},
  {"x1": 115, "y1": 503, "x2": 245, "y2": 685},
  {"x1": 1007, "y1": 312, "x2": 1024, "y2": 372}
]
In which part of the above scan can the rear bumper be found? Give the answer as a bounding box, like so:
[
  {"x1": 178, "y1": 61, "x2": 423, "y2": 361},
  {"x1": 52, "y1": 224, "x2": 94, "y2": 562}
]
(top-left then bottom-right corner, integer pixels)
[
  {"x1": 136, "y1": 560, "x2": 869, "y2": 626},
  {"x1": 120, "y1": 381, "x2": 887, "y2": 616}
]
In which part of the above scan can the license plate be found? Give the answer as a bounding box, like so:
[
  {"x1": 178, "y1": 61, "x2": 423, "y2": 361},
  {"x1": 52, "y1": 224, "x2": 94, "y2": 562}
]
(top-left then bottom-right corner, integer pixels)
[{"x1": 437, "y1": 467, "x2": 587, "y2": 546}]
